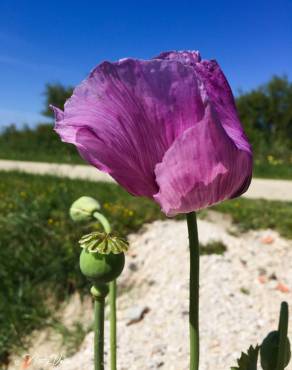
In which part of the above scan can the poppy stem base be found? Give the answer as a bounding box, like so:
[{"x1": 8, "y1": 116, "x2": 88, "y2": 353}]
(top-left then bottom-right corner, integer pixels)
[
  {"x1": 110, "y1": 280, "x2": 117, "y2": 370},
  {"x1": 91, "y1": 284, "x2": 109, "y2": 370},
  {"x1": 186, "y1": 212, "x2": 200, "y2": 370}
]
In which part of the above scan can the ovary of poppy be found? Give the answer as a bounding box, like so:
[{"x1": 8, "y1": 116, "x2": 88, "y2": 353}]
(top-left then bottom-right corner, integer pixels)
[{"x1": 51, "y1": 50, "x2": 252, "y2": 216}]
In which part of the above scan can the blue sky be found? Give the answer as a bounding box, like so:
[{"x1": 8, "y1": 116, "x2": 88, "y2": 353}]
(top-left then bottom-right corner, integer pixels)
[{"x1": 0, "y1": 0, "x2": 291, "y2": 128}]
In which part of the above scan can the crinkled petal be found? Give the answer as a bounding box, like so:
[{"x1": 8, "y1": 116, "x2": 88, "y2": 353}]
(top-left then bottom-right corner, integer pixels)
[
  {"x1": 194, "y1": 60, "x2": 252, "y2": 153},
  {"x1": 153, "y1": 106, "x2": 252, "y2": 216},
  {"x1": 51, "y1": 105, "x2": 88, "y2": 146},
  {"x1": 52, "y1": 58, "x2": 205, "y2": 197},
  {"x1": 155, "y1": 53, "x2": 252, "y2": 156},
  {"x1": 154, "y1": 50, "x2": 201, "y2": 66}
]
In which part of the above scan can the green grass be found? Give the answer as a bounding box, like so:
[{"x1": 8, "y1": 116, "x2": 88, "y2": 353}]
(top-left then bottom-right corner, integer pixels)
[
  {"x1": 213, "y1": 198, "x2": 292, "y2": 239},
  {"x1": 253, "y1": 162, "x2": 292, "y2": 180},
  {"x1": 53, "y1": 321, "x2": 90, "y2": 357},
  {"x1": 200, "y1": 241, "x2": 227, "y2": 256},
  {"x1": 0, "y1": 124, "x2": 83, "y2": 164},
  {"x1": 0, "y1": 171, "x2": 292, "y2": 366}
]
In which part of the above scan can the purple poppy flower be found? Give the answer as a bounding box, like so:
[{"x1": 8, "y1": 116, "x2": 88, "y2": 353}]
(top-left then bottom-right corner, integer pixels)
[{"x1": 51, "y1": 50, "x2": 252, "y2": 216}]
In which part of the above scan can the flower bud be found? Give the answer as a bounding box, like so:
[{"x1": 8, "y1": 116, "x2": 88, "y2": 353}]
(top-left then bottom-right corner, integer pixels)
[
  {"x1": 260, "y1": 331, "x2": 291, "y2": 370},
  {"x1": 69, "y1": 196, "x2": 101, "y2": 222},
  {"x1": 80, "y1": 248, "x2": 125, "y2": 283}
]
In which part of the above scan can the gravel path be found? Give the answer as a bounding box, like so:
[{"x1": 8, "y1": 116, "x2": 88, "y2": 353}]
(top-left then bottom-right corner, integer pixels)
[
  {"x1": 11, "y1": 218, "x2": 292, "y2": 370},
  {"x1": 1, "y1": 159, "x2": 292, "y2": 202}
]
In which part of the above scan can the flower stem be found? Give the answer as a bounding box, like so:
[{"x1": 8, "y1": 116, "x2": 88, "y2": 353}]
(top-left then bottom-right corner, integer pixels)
[
  {"x1": 276, "y1": 301, "x2": 289, "y2": 370},
  {"x1": 94, "y1": 298, "x2": 105, "y2": 370},
  {"x1": 93, "y1": 212, "x2": 117, "y2": 370},
  {"x1": 110, "y1": 280, "x2": 117, "y2": 370},
  {"x1": 91, "y1": 284, "x2": 109, "y2": 370},
  {"x1": 186, "y1": 212, "x2": 200, "y2": 370},
  {"x1": 93, "y1": 211, "x2": 111, "y2": 234}
]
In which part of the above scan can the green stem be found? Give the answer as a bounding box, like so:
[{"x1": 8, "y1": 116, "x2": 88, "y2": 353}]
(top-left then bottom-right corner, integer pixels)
[
  {"x1": 92, "y1": 285, "x2": 108, "y2": 370},
  {"x1": 93, "y1": 211, "x2": 111, "y2": 234},
  {"x1": 110, "y1": 280, "x2": 117, "y2": 370},
  {"x1": 93, "y1": 212, "x2": 117, "y2": 370},
  {"x1": 276, "y1": 301, "x2": 289, "y2": 370},
  {"x1": 186, "y1": 212, "x2": 200, "y2": 370}
]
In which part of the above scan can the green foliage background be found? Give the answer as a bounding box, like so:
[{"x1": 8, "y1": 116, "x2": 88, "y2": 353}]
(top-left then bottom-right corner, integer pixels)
[{"x1": 237, "y1": 76, "x2": 292, "y2": 158}]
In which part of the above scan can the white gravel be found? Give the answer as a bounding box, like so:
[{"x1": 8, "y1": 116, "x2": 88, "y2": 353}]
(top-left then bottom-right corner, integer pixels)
[{"x1": 46, "y1": 217, "x2": 292, "y2": 370}]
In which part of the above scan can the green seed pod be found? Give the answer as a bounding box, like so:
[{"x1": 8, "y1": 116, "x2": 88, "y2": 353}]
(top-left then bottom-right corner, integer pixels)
[
  {"x1": 260, "y1": 331, "x2": 291, "y2": 370},
  {"x1": 80, "y1": 248, "x2": 125, "y2": 283},
  {"x1": 69, "y1": 196, "x2": 101, "y2": 222}
]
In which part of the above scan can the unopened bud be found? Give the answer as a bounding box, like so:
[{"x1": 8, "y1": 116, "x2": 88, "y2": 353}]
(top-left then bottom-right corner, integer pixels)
[
  {"x1": 69, "y1": 196, "x2": 100, "y2": 222},
  {"x1": 260, "y1": 331, "x2": 291, "y2": 370}
]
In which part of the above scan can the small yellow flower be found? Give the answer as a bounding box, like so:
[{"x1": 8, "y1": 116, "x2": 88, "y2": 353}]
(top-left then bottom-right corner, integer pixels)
[{"x1": 267, "y1": 155, "x2": 274, "y2": 162}]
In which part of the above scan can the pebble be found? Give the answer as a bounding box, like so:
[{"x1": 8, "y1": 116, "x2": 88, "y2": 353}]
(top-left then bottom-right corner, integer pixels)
[{"x1": 125, "y1": 306, "x2": 150, "y2": 326}]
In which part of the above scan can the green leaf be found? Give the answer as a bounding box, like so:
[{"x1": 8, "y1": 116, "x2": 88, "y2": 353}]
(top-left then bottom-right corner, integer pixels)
[{"x1": 231, "y1": 345, "x2": 259, "y2": 370}]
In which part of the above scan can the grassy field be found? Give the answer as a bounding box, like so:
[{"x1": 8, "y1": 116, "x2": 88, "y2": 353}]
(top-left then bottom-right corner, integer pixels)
[
  {"x1": 1, "y1": 171, "x2": 292, "y2": 366},
  {"x1": 0, "y1": 124, "x2": 83, "y2": 165},
  {"x1": 253, "y1": 161, "x2": 292, "y2": 179},
  {"x1": 214, "y1": 198, "x2": 292, "y2": 239}
]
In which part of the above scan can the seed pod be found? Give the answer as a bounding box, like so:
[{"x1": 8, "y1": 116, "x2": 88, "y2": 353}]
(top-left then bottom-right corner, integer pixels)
[{"x1": 80, "y1": 248, "x2": 125, "y2": 283}]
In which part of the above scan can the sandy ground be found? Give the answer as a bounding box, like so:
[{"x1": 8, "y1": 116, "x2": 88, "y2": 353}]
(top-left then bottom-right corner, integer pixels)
[
  {"x1": 9, "y1": 216, "x2": 292, "y2": 370},
  {"x1": 1, "y1": 159, "x2": 292, "y2": 202}
]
